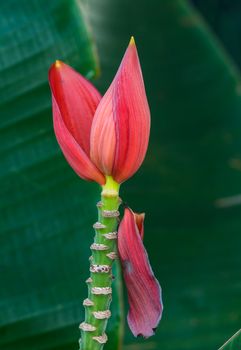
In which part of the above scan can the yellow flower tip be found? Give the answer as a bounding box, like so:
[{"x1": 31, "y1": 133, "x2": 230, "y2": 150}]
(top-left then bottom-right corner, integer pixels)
[
  {"x1": 55, "y1": 60, "x2": 62, "y2": 68},
  {"x1": 129, "y1": 36, "x2": 136, "y2": 47}
]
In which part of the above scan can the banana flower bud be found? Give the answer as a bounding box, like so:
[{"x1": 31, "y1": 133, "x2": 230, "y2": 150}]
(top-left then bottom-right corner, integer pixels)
[{"x1": 49, "y1": 37, "x2": 150, "y2": 185}]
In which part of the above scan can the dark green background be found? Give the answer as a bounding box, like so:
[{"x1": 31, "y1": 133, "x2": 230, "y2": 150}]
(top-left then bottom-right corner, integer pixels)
[{"x1": 0, "y1": 0, "x2": 241, "y2": 349}]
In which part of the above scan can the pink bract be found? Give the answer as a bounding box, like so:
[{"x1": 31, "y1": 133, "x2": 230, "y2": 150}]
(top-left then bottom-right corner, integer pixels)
[{"x1": 118, "y1": 208, "x2": 163, "y2": 338}]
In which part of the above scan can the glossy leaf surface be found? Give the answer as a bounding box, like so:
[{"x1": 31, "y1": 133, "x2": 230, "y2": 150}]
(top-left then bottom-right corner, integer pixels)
[{"x1": 218, "y1": 330, "x2": 241, "y2": 350}]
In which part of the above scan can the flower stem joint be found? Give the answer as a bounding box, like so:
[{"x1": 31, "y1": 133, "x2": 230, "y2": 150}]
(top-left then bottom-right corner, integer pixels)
[{"x1": 49, "y1": 37, "x2": 163, "y2": 349}]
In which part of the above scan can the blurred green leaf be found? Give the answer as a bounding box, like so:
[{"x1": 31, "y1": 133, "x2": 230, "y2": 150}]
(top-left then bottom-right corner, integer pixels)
[
  {"x1": 192, "y1": 0, "x2": 241, "y2": 70},
  {"x1": 219, "y1": 330, "x2": 241, "y2": 350},
  {"x1": 0, "y1": 0, "x2": 121, "y2": 349},
  {"x1": 1, "y1": 0, "x2": 241, "y2": 350}
]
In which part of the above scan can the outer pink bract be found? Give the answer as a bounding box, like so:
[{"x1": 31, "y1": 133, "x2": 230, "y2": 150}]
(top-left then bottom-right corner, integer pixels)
[
  {"x1": 49, "y1": 61, "x2": 105, "y2": 185},
  {"x1": 118, "y1": 208, "x2": 163, "y2": 338}
]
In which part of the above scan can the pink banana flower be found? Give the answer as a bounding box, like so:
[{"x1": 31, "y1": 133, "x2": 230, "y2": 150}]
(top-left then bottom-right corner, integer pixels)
[
  {"x1": 48, "y1": 37, "x2": 150, "y2": 185},
  {"x1": 118, "y1": 208, "x2": 163, "y2": 338},
  {"x1": 49, "y1": 38, "x2": 162, "y2": 339}
]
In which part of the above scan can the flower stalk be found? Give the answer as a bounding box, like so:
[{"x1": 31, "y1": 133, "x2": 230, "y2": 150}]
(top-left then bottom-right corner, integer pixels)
[
  {"x1": 49, "y1": 37, "x2": 163, "y2": 349},
  {"x1": 80, "y1": 176, "x2": 120, "y2": 350}
]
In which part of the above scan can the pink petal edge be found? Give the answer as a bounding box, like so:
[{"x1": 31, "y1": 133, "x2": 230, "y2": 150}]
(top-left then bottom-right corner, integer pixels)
[
  {"x1": 52, "y1": 96, "x2": 105, "y2": 185},
  {"x1": 90, "y1": 88, "x2": 116, "y2": 175},
  {"x1": 134, "y1": 212, "x2": 145, "y2": 240}
]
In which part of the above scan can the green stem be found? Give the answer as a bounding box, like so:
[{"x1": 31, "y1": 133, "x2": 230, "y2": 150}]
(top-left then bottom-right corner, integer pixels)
[{"x1": 80, "y1": 176, "x2": 121, "y2": 350}]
